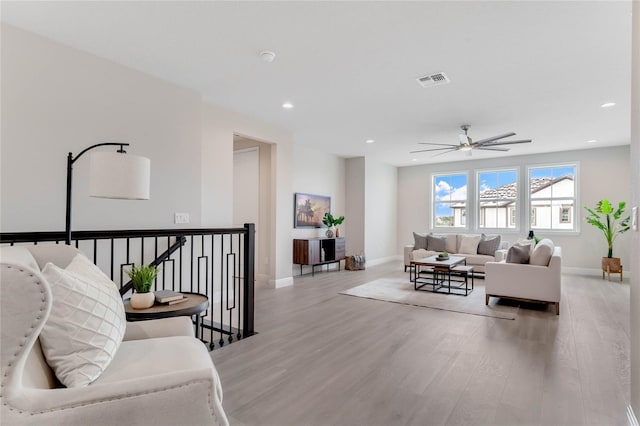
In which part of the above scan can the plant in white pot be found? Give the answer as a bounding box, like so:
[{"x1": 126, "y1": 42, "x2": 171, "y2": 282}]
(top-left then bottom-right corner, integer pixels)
[
  {"x1": 127, "y1": 265, "x2": 158, "y2": 309},
  {"x1": 584, "y1": 199, "x2": 630, "y2": 279}
]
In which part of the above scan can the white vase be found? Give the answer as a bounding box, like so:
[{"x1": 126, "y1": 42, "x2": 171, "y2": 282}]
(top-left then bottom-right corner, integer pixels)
[{"x1": 130, "y1": 291, "x2": 155, "y2": 309}]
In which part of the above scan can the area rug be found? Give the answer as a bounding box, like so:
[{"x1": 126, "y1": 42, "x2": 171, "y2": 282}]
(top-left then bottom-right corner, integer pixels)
[{"x1": 340, "y1": 277, "x2": 519, "y2": 320}]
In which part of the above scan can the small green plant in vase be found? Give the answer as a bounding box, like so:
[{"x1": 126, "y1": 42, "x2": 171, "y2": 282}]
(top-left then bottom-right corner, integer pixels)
[
  {"x1": 322, "y1": 212, "x2": 345, "y2": 238},
  {"x1": 127, "y1": 265, "x2": 158, "y2": 309}
]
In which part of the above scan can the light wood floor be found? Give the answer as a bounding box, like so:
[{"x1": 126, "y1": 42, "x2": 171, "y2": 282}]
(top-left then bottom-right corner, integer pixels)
[{"x1": 211, "y1": 261, "x2": 630, "y2": 426}]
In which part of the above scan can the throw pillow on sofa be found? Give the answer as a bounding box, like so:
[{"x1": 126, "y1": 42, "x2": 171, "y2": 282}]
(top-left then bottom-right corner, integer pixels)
[
  {"x1": 427, "y1": 234, "x2": 447, "y2": 252},
  {"x1": 530, "y1": 239, "x2": 555, "y2": 266},
  {"x1": 478, "y1": 234, "x2": 501, "y2": 256},
  {"x1": 506, "y1": 243, "x2": 531, "y2": 264},
  {"x1": 459, "y1": 235, "x2": 481, "y2": 255},
  {"x1": 413, "y1": 232, "x2": 428, "y2": 250}
]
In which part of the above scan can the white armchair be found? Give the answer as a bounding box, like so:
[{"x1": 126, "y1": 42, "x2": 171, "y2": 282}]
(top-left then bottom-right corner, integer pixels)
[
  {"x1": 485, "y1": 246, "x2": 562, "y2": 315},
  {"x1": 1, "y1": 245, "x2": 229, "y2": 426}
]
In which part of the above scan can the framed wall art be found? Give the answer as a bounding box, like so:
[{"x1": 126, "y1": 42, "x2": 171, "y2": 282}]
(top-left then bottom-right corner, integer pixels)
[{"x1": 294, "y1": 193, "x2": 331, "y2": 228}]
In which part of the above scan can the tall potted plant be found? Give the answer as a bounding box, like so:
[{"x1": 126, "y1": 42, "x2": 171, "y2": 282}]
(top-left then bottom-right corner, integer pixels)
[
  {"x1": 584, "y1": 199, "x2": 630, "y2": 277},
  {"x1": 127, "y1": 264, "x2": 158, "y2": 309}
]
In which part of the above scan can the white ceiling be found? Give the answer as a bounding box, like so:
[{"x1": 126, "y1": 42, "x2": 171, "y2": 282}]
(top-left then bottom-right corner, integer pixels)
[{"x1": 1, "y1": 1, "x2": 632, "y2": 166}]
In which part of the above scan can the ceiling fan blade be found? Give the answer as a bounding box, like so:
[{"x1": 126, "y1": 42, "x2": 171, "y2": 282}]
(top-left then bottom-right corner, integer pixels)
[
  {"x1": 410, "y1": 147, "x2": 460, "y2": 153},
  {"x1": 418, "y1": 142, "x2": 460, "y2": 147},
  {"x1": 431, "y1": 149, "x2": 459, "y2": 158},
  {"x1": 473, "y1": 132, "x2": 517, "y2": 145},
  {"x1": 477, "y1": 146, "x2": 510, "y2": 152},
  {"x1": 481, "y1": 139, "x2": 532, "y2": 146}
]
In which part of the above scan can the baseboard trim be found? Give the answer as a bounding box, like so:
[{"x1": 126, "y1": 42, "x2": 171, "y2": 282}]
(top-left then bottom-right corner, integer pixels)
[
  {"x1": 269, "y1": 276, "x2": 294, "y2": 289},
  {"x1": 628, "y1": 405, "x2": 639, "y2": 426},
  {"x1": 366, "y1": 255, "x2": 402, "y2": 267},
  {"x1": 563, "y1": 267, "x2": 631, "y2": 277}
]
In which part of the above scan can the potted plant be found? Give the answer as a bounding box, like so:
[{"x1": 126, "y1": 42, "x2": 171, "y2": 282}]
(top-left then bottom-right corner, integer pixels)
[
  {"x1": 584, "y1": 199, "x2": 630, "y2": 278},
  {"x1": 322, "y1": 212, "x2": 345, "y2": 238},
  {"x1": 127, "y1": 264, "x2": 158, "y2": 309}
]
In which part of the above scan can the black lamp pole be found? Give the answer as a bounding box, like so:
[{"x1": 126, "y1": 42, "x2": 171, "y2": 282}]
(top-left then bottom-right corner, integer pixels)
[{"x1": 65, "y1": 142, "x2": 128, "y2": 245}]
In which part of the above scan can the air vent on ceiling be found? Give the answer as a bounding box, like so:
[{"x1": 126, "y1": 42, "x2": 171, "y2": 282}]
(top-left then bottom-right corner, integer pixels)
[{"x1": 416, "y1": 72, "x2": 450, "y2": 88}]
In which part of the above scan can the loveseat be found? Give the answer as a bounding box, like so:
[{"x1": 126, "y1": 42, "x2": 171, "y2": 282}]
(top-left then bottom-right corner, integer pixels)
[
  {"x1": 1, "y1": 245, "x2": 229, "y2": 426},
  {"x1": 485, "y1": 239, "x2": 561, "y2": 315},
  {"x1": 404, "y1": 233, "x2": 508, "y2": 274}
]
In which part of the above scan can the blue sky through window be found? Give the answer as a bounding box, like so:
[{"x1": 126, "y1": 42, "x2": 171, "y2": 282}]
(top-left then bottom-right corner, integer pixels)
[{"x1": 434, "y1": 174, "x2": 467, "y2": 219}]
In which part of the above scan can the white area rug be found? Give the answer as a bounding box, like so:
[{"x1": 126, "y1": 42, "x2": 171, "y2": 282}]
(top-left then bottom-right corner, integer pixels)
[{"x1": 340, "y1": 277, "x2": 519, "y2": 320}]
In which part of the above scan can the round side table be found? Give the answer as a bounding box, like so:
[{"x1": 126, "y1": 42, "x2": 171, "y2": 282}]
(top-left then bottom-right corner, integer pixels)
[{"x1": 124, "y1": 292, "x2": 209, "y2": 338}]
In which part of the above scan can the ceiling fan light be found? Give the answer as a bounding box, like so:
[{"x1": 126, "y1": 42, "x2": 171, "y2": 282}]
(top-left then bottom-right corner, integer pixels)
[{"x1": 459, "y1": 146, "x2": 473, "y2": 152}]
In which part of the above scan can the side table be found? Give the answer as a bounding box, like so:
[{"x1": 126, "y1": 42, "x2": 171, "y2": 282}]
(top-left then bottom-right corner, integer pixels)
[{"x1": 124, "y1": 292, "x2": 209, "y2": 339}]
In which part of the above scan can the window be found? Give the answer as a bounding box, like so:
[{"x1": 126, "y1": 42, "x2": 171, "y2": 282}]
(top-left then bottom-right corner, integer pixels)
[
  {"x1": 477, "y1": 169, "x2": 518, "y2": 229},
  {"x1": 529, "y1": 164, "x2": 577, "y2": 231},
  {"x1": 433, "y1": 173, "x2": 467, "y2": 228}
]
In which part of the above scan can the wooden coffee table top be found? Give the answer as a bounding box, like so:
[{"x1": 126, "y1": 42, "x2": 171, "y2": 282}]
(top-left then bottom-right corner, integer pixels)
[
  {"x1": 412, "y1": 255, "x2": 466, "y2": 269},
  {"x1": 124, "y1": 292, "x2": 209, "y2": 321}
]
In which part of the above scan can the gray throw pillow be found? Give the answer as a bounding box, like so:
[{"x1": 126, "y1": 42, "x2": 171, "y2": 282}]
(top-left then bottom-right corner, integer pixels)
[
  {"x1": 506, "y1": 243, "x2": 530, "y2": 264},
  {"x1": 413, "y1": 232, "x2": 428, "y2": 250},
  {"x1": 427, "y1": 235, "x2": 447, "y2": 252},
  {"x1": 478, "y1": 234, "x2": 501, "y2": 256}
]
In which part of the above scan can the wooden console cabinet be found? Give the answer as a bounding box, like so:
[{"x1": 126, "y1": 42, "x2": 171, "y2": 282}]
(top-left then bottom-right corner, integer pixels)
[{"x1": 293, "y1": 237, "x2": 345, "y2": 276}]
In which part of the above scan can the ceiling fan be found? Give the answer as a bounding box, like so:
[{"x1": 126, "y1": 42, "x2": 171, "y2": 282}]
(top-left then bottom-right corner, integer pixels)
[{"x1": 411, "y1": 125, "x2": 532, "y2": 156}]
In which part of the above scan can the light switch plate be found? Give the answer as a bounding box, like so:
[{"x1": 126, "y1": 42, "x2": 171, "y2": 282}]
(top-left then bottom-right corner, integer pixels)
[
  {"x1": 633, "y1": 206, "x2": 638, "y2": 231},
  {"x1": 174, "y1": 213, "x2": 190, "y2": 224}
]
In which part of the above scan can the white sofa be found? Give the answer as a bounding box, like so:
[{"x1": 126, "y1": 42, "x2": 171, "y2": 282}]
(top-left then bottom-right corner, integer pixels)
[
  {"x1": 404, "y1": 233, "x2": 508, "y2": 274},
  {"x1": 1, "y1": 244, "x2": 229, "y2": 426},
  {"x1": 485, "y1": 245, "x2": 562, "y2": 315}
]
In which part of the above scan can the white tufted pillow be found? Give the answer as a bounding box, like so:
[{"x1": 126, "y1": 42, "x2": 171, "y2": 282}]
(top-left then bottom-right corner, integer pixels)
[{"x1": 40, "y1": 255, "x2": 126, "y2": 387}]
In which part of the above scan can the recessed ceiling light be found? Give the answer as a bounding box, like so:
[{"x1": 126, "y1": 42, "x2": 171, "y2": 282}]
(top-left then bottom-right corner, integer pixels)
[
  {"x1": 282, "y1": 102, "x2": 294, "y2": 109},
  {"x1": 587, "y1": 139, "x2": 597, "y2": 143},
  {"x1": 412, "y1": 158, "x2": 417, "y2": 162},
  {"x1": 365, "y1": 139, "x2": 375, "y2": 144},
  {"x1": 260, "y1": 51, "x2": 276, "y2": 63},
  {"x1": 601, "y1": 102, "x2": 616, "y2": 108}
]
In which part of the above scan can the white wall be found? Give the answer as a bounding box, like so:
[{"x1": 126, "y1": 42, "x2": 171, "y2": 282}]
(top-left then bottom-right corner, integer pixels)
[
  {"x1": 1, "y1": 24, "x2": 203, "y2": 232},
  {"x1": 630, "y1": 0, "x2": 639, "y2": 419},
  {"x1": 365, "y1": 158, "x2": 398, "y2": 263},
  {"x1": 1, "y1": 24, "x2": 296, "y2": 287},
  {"x1": 291, "y1": 145, "x2": 346, "y2": 275},
  {"x1": 397, "y1": 146, "x2": 631, "y2": 270},
  {"x1": 346, "y1": 157, "x2": 365, "y2": 255}
]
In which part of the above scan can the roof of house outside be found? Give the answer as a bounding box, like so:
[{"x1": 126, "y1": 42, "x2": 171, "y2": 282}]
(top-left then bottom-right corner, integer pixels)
[{"x1": 450, "y1": 175, "x2": 574, "y2": 208}]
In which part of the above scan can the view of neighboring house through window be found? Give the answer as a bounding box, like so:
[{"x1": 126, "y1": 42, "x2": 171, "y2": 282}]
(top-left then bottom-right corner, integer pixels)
[
  {"x1": 433, "y1": 173, "x2": 467, "y2": 228},
  {"x1": 476, "y1": 169, "x2": 518, "y2": 229},
  {"x1": 529, "y1": 165, "x2": 577, "y2": 231}
]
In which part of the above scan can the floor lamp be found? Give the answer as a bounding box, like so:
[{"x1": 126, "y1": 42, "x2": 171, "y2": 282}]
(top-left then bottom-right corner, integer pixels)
[{"x1": 65, "y1": 143, "x2": 150, "y2": 245}]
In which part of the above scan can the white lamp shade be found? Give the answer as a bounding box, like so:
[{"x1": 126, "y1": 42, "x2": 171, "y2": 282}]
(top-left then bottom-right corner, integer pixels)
[{"x1": 89, "y1": 152, "x2": 150, "y2": 199}]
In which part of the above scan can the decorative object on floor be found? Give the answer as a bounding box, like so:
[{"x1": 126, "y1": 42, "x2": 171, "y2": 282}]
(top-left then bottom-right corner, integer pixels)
[
  {"x1": 340, "y1": 276, "x2": 518, "y2": 319},
  {"x1": 345, "y1": 255, "x2": 366, "y2": 270},
  {"x1": 65, "y1": 142, "x2": 150, "y2": 244},
  {"x1": 294, "y1": 192, "x2": 331, "y2": 228},
  {"x1": 322, "y1": 212, "x2": 345, "y2": 238},
  {"x1": 410, "y1": 124, "x2": 532, "y2": 157},
  {"x1": 584, "y1": 199, "x2": 630, "y2": 281},
  {"x1": 127, "y1": 264, "x2": 158, "y2": 309}
]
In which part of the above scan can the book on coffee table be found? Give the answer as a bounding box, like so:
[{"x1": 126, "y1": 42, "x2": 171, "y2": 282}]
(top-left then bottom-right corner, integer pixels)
[{"x1": 155, "y1": 290, "x2": 184, "y2": 303}]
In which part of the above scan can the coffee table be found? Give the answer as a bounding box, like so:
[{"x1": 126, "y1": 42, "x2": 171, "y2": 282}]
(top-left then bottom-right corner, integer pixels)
[{"x1": 410, "y1": 255, "x2": 474, "y2": 296}]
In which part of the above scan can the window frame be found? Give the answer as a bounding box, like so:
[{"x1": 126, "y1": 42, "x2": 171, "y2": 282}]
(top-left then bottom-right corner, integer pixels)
[
  {"x1": 475, "y1": 167, "x2": 519, "y2": 232},
  {"x1": 527, "y1": 162, "x2": 580, "y2": 234},
  {"x1": 431, "y1": 171, "x2": 470, "y2": 231}
]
